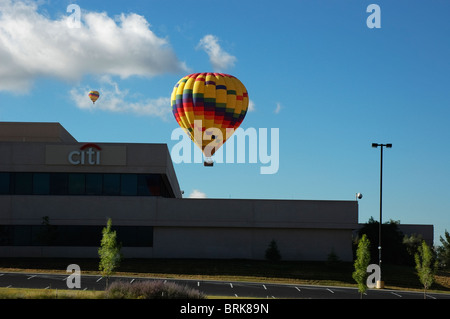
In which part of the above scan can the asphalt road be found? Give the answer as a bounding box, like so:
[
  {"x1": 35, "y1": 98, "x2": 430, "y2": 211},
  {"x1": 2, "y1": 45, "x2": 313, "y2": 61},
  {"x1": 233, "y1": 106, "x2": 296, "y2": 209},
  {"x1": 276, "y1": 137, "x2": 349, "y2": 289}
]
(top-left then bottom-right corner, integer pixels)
[{"x1": 1, "y1": 271, "x2": 450, "y2": 299}]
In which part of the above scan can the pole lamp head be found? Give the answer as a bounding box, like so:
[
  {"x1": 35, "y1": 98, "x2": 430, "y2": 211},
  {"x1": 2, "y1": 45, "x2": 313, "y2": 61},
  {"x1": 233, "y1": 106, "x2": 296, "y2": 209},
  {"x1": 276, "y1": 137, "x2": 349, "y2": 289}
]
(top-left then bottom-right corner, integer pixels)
[
  {"x1": 386, "y1": 143, "x2": 392, "y2": 148},
  {"x1": 372, "y1": 143, "x2": 379, "y2": 148}
]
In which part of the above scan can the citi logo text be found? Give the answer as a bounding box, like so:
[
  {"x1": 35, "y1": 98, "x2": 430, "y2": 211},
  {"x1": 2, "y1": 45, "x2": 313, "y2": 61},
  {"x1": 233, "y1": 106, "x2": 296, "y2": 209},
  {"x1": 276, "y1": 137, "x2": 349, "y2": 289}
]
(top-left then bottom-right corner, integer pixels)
[{"x1": 68, "y1": 143, "x2": 101, "y2": 165}]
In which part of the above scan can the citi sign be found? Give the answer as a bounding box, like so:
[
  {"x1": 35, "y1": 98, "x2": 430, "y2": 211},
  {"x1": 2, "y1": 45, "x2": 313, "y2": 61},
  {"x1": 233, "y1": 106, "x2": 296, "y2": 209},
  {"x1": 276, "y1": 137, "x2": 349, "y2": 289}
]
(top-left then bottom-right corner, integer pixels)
[{"x1": 68, "y1": 143, "x2": 101, "y2": 165}]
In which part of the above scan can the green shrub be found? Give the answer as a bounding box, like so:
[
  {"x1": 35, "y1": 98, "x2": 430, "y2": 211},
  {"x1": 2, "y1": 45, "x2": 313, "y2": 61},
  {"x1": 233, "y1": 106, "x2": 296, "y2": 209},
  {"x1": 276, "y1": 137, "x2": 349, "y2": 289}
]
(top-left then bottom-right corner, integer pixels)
[
  {"x1": 265, "y1": 240, "x2": 281, "y2": 262},
  {"x1": 104, "y1": 280, "x2": 206, "y2": 299}
]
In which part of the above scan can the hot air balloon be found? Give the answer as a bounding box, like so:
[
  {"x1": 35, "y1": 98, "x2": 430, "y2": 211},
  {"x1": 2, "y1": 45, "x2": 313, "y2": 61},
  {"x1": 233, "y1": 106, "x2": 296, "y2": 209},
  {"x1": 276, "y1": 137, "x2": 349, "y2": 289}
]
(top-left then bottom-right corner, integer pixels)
[
  {"x1": 88, "y1": 90, "x2": 100, "y2": 104},
  {"x1": 171, "y1": 73, "x2": 249, "y2": 166}
]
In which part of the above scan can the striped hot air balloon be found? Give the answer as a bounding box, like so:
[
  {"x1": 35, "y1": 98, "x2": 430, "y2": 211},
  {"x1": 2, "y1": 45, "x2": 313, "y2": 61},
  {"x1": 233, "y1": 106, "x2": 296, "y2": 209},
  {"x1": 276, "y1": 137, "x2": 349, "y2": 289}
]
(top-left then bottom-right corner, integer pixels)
[
  {"x1": 171, "y1": 73, "x2": 249, "y2": 166},
  {"x1": 88, "y1": 90, "x2": 100, "y2": 104}
]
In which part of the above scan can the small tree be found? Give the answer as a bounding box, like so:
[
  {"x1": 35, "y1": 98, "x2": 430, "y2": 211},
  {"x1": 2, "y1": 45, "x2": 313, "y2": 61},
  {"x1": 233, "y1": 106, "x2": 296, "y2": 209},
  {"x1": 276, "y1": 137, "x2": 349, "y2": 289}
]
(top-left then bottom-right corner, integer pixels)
[
  {"x1": 437, "y1": 230, "x2": 450, "y2": 269},
  {"x1": 265, "y1": 239, "x2": 281, "y2": 262},
  {"x1": 415, "y1": 240, "x2": 438, "y2": 299},
  {"x1": 326, "y1": 248, "x2": 341, "y2": 268},
  {"x1": 352, "y1": 234, "x2": 371, "y2": 298},
  {"x1": 98, "y1": 218, "x2": 123, "y2": 288}
]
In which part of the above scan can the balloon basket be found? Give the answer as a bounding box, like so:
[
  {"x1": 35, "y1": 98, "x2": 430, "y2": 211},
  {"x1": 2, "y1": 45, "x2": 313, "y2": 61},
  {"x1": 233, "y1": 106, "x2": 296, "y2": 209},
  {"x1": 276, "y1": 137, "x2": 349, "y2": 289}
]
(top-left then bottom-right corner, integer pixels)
[{"x1": 204, "y1": 157, "x2": 214, "y2": 167}]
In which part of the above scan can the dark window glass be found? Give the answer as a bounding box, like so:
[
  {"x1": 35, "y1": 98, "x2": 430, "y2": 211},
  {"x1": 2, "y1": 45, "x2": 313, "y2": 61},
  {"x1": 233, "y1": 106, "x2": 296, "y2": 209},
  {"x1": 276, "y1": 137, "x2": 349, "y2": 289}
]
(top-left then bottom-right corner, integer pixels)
[
  {"x1": 0, "y1": 225, "x2": 153, "y2": 247},
  {"x1": 0, "y1": 172, "x2": 10, "y2": 194},
  {"x1": 86, "y1": 174, "x2": 102, "y2": 195},
  {"x1": 137, "y1": 175, "x2": 151, "y2": 196},
  {"x1": 0, "y1": 226, "x2": 12, "y2": 245},
  {"x1": 117, "y1": 226, "x2": 137, "y2": 246},
  {"x1": 34, "y1": 223, "x2": 57, "y2": 246},
  {"x1": 56, "y1": 226, "x2": 102, "y2": 246},
  {"x1": 33, "y1": 173, "x2": 50, "y2": 195},
  {"x1": 13, "y1": 225, "x2": 32, "y2": 245},
  {"x1": 135, "y1": 227, "x2": 153, "y2": 246},
  {"x1": 121, "y1": 174, "x2": 137, "y2": 196},
  {"x1": 160, "y1": 178, "x2": 171, "y2": 198},
  {"x1": 1, "y1": 172, "x2": 173, "y2": 197},
  {"x1": 69, "y1": 174, "x2": 85, "y2": 195},
  {"x1": 14, "y1": 172, "x2": 33, "y2": 195},
  {"x1": 50, "y1": 173, "x2": 68, "y2": 195},
  {"x1": 103, "y1": 174, "x2": 120, "y2": 195},
  {"x1": 138, "y1": 174, "x2": 161, "y2": 196}
]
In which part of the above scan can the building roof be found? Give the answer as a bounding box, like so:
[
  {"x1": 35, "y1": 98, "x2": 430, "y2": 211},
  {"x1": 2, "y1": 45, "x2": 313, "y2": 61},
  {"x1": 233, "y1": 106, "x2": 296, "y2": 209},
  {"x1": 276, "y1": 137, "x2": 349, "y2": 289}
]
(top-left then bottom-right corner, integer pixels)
[
  {"x1": 0, "y1": 122, "x2": 77, "y2": 143},
  {"x1": 0, "y1": 121, "x2": 182, "y2": 198}
]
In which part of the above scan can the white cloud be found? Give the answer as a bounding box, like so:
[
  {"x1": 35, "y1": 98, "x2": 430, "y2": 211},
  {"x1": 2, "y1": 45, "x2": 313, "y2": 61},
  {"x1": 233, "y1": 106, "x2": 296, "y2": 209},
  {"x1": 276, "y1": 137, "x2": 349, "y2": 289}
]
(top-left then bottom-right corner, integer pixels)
[
  {"x1": 274, "y1": 102, "x2": 283, "y2": 114},
  {"x1": 188, "y1": 189, "x2": 207, "y2": 198},
  {"x1": 197, "y1": 34, "x2": 236, "y2": 72},
  {"x1": 0, "y1": 0, "x2": 187, "y2": 93},
  {"x1": 70, "y1": 76, "x2": 171, "y2": 119},
  {"x1": 248, "y1": 99, "x2": 256, "y2": 112}
]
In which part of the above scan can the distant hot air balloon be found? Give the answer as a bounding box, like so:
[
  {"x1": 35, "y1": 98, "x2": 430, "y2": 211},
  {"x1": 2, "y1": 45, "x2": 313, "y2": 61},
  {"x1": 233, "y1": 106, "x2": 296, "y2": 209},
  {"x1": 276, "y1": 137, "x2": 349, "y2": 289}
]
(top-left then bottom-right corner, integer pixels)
[
  {"x1": 171, "y1": 73, "x2": 249, "y2": 166},
  {"x1": 88, "y1": 90, "x2": 100, "y2": 104}
]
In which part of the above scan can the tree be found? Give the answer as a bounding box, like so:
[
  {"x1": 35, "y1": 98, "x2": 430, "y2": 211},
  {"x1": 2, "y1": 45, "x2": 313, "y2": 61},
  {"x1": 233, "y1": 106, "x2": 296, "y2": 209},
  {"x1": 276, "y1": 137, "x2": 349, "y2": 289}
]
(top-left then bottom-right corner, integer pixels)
[
  {"x1": 357, "y1": 217, "x2": 410, "y2": 265},
  {"x1": 352, "y1": 234, "x2": 371, "y2": 298},
  {"x1": 403, "y1": 233, "x2": 424, "y2": 258},
  {"x1": 437, "y1": 230, "x2": 450, "y2": 269},
  {"x1": 36, "y1": 216, "x2": 58, "y2": 245},
  {"x1": 265, "y1": 239, "x2": 281, "y2": 262},
  {"x1": 98, "y1": 218, "x2": 123, "y2": 288},
  {"x1": 415, "y1": 240, "x2": 438, "y2": 299}
]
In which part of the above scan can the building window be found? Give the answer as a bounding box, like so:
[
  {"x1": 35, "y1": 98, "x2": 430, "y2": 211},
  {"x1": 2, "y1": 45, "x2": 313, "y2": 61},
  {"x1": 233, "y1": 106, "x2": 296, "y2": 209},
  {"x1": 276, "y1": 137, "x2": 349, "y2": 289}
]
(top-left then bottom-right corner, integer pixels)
[
  {"x1": 138, "y1": 174, "x2": 162, "y2": 196},
  {"x1": 33, "y1": 173, "x2": 50, "y2": 195},
  {"x1": 121, "y1": 174, "x2": 137, "y2": 196},
  {"x1": 103, "y1": 174, "x2": 120, "y2": 195},
  {"x1": 86, "y1": 173, "x2": 102, "y2": 195},
  {"x1": 69, "y1": 173, "x2": 85, "y2": 195},
  {"x1": 0, "y1": 225, "x2": 154, "y2": 247},
  {"x1": 50, "y1": 173, "x2": 68, "y2": 195},
  {"x1": 0, "y1": 172, "x2": 172, "y2": 197},
  {"x1": 14, "y1": 173, "x2": 33, "y2": 194},
  {"x1": 0, "y1": 172, "x2": 10, "y2": 194}
]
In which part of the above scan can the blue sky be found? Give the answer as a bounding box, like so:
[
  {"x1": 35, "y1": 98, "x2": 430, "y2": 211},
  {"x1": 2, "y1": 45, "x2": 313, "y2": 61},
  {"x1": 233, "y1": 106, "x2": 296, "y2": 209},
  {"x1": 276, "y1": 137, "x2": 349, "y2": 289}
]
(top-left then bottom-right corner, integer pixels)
[{"x1": 0, "y1": 0, "x2": 449, "y2": 245}]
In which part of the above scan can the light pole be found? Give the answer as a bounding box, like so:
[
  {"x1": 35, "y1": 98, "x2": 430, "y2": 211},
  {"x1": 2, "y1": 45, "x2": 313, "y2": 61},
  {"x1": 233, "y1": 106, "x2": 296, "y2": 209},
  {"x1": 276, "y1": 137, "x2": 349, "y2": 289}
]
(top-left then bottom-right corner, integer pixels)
[{"x1": 372, "y1": 142, "x2": 392, "y2": 288}]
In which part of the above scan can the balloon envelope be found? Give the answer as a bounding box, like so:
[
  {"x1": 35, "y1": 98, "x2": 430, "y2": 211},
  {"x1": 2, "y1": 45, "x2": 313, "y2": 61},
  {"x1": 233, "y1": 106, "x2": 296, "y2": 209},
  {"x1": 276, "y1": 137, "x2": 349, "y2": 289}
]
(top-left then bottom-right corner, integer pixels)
[
  {"x1": 88, "y1": 90, "x2": 100, "y2": 104},
  {"x1": 171, "y1": 73, "x2": 249, "y2": 158}
]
